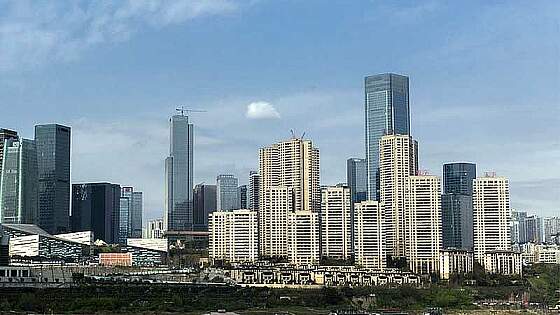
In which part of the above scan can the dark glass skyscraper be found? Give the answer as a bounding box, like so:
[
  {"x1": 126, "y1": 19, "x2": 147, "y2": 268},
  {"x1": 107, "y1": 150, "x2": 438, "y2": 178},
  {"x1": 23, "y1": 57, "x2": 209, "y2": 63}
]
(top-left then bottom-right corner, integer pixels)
[
  {"x1": 346, "y1": 158, "x2": 367, "y2": 207},
  {"x1": 365, "y1": 73, "x2": 410, "y2": 200},
  {"x1": 441, "y1": 162, "x2": 476, "y2": 250},
  {"x1": 165, "y1": 114, "x2": 194, "y2": 231},
  {"x1": 193, "y1": 184, "x2": 216, "y2": 231},
  {"x1": 35, "y1": 124, "x2": 71, "y2": 234}
]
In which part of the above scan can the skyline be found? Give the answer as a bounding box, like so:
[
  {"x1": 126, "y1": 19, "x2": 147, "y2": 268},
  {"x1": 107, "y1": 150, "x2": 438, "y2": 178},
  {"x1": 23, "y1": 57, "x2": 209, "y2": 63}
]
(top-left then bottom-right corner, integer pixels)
[{"x1": 1, "y1": 1, "x2": 558, "y2": 219}]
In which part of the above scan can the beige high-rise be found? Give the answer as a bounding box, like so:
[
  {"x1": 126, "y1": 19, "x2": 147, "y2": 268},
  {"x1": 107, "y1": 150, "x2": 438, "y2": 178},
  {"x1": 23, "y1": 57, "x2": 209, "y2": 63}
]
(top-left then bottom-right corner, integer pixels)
[
  {"x1": 473, "y1": 174, "x2": 511, "y2": 264},
  {"x1": 259, "y1": 186, "x2": 292, "y2": 258},
  {"x1": 321, "y1": 185, "x2": 352, "y2": 260},
  {"x1": 353, "y1": 200, "x2": 386, "y2": 270},
  {"x1": 379, "y1": 134, "x2": 418, "y2": 258},
  {"x1": 405, "y1": 175, "x2": 442, "y2": 274}
]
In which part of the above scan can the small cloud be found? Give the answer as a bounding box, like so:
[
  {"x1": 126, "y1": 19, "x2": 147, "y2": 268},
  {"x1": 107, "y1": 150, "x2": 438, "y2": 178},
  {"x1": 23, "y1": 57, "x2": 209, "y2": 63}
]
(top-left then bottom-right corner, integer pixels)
[{"x1": 246, "y1": 101, "x2": 280, "y2": 119}]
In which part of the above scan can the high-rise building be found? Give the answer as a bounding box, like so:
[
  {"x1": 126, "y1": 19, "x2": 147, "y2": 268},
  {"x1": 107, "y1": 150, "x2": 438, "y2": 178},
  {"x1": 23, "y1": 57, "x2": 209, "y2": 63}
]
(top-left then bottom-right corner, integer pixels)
[
  {"x1": 237, "y1": 184, "x2": 247, "y2": 209},
  {"x1": 259, "y1": 186, "x2": 292, "y2": 258},
  {"x1": 379, "y1": 134, "x2": 418, "y2": 258},
  {"x1": 0, "y1": 129, "x2": 18, "y2": 177},
  {"x1": 209, "y1": 209, "x2": 258, "y2": 263},
  {"x1": 146, "y1": 218, "x2": 165, "y2": 239},
  {"x1": 525, "y1": 215, "x2": 544, "y2": 244},
  {"x1": 248, "y1": 171, "x2": 260, "y2": 211},
  {"x1": 130, "y1": 191, "x2": 143, "y2": 238},
  {"x1": 216, "y1": 174, "x2": 239, "y2": 211},
  {"x1": 193, "y1": 184, "x2": 217, "y2": 231},
  {"x1": 353, "y1": 200, "x2": 386, "y2": 270},
  {"x1": 544, "y1": 217, "x2": 560, "y2": 244},
  {"x1": 287, "y1": 211, "x2": 320, "y2": 266},
  {"x1": 118, "y1": 187, "x2": 143, "y2": 242},
  {"x1": 34, "y1": 124, "x2": 71, "y2": 235},
  {"x1": 346, "y1": 158, "x2": 367, "y2": 207},
  {"x1": 365, "y1": 73, "x2": 410, "y2": 201},
  {"x1": 164, "y1": 113, "x2": 194, "y2": 232},
  {"x1": 259, "y1": 138, "x2": 320, "y2": 213},
  {"x1": 118, "y1": 194, "x2": 130, "y2": 244},
  {"x1": 441, "y1": 162, "x2": 476, "y2": 250},
  {"x1": 0, "y1": 138, "x2": 38, "y2": 225},
  {"x1": 404, "y1": 175, "x2": 442, "y2": 275},
  {"x1": 511, "y1": 210, "x2": 528, "y2": 244},
  {"x1": 321, "y1": 185, "x2": 352, "y2": 260},
  {"x1": 71, "y1": 183, "x2": 121, "y2": 243},
  {"x1": 473, "y1": 174, "x2": 511, "y2": 264}
]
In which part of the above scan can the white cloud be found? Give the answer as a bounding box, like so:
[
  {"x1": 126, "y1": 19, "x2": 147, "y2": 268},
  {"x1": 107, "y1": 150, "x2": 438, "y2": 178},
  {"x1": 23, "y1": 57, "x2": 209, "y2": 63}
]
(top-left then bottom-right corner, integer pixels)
[
  {"x1": 245, "y1": 101, "x2": 281, "y2": 119},
  {"x1": 0, "y1": 0, "x2": 239, "y2": 71}
]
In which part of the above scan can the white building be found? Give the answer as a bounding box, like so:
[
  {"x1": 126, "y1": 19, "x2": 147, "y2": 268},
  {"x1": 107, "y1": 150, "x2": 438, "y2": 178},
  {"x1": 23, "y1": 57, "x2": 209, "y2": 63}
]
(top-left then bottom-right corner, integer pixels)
[
  {"x1": 321, "y1": 185, "x2": 352, "y2": 260},
  {"x1": 56, "y1": 231, "x2": 94, "y2": 245},
  {"x1": 209, "y1": 209, "x2": 258, "y2": 263},
  {"x1": 287, "y1": 211, "x2": 320, "y2": 266},
  {"x1": 544, "y1": 217, "x2": 560, "y2": 244},
  {"x1": 439, "y1": 249, "x2": 474, "y2": 280},
  {"x1": 379, "y1": 134, "x2": 418, "y2": 258},
  {"x1": 353, "y1": 201, "x2": 386, "y2": 270},
  {"x1": 483, "y1": 250, "x2": 522, "y2": 275},
  {"x1": 146, "y1": 218, "x2": 165, "y2": 239},
  {"x1": 473, "y1": 174, "x2": 511, "y2": 264},
  {"x1": 404, "y1": 175, "x2": 442, "y2": 275},
  {"x1": 127, "y1": 238, "x2": 168, "y2": 252},
  {"x1": 259, "y1": 186, "x2": 291, "y2": 258}
]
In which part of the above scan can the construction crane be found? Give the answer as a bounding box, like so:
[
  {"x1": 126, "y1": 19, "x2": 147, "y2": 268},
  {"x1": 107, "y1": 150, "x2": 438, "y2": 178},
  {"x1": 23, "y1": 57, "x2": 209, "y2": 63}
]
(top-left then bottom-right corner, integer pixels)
[{"x1": 176, "y1": 106, "x2": 207, "y2": 116}]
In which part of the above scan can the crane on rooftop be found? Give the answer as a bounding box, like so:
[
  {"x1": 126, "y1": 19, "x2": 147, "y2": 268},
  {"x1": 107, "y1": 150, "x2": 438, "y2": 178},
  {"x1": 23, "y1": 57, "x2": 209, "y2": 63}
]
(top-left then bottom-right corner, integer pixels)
[{"x1": 176, "y1": 106, "x2": 207, "y2": 116}]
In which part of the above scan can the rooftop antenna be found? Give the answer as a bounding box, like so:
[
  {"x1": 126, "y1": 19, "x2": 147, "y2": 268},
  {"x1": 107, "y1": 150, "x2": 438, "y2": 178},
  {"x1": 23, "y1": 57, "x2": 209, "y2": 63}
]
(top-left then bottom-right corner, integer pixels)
[
  {"x1": 301, "y1": 132, "x2": 306, "y2": 139},
  {"x1": 176, "y1": 105, "x2": 207, "y2": 116},
  {"x1": 290, "y1": 129, "x2": 295, "y2": 139}
]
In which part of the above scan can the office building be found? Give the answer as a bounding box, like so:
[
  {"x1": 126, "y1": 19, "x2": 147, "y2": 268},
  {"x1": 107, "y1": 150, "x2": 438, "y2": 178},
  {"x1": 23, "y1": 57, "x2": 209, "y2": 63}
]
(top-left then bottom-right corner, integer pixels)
[
  {"x1": 164, "y1": 113, "x2": 194, "y2": 231},
  {"x1": 209, "y1": 209, "x2": 258, "y2": 263},
  {"x1": 404, "y1": 175, "x2": 442, "y2": 275},
  {"x1": 353, "y1": 201, "x2": 386, "y2": 270},
  {"x1": 511, "y1": 210, "x2": 528, "y2": 244},
  {"x1": 237, "y1": 184, "x2": 247, "y2": 209},
  {"x1": 193, "y1": 184, "x2": 217, "y2": 231},
  {"x1": 146, "y1": 218, "x2": 165, "y2": 239},
  {"x1": 321, "y1": 185, "x2": 352, "y2": 260},
  {"x1": 0, "y1": 129, "x2": 18, "y2": 177},
  {"x1": 118, "y1": 193, "x2": 130, "y2": 244},
  {"x1": 216, "y1": 174, "x2": 239, "y2": 211},
  {"x1": 442, "y1": 162, "x2": 476, "y2": 250},
  {"x1": 248, "y1": 171, "x2": 260, "y2": 211},
  {"x1": 0, "y1": 138, "x2": 38, "y2": 225},
  {"x1": 365, "y1": 73, "x2": 410, "y2": 201},
  {"x1": 439, "y1": 249, "x2": 474, "y2": 280},
  {"x1": 259, "y1": 186, "x2": 292, "y2": 258},
  {"x1": 483, "y1": 250, "x2": 522, "y2": 275},
  {"x1": 34, "y1": 124, "x2": 71, "y2": 235},
  {"x1": 473, "y1": 174, "x2": 511, "y2": 264},
  {"x1": 379, "y1": 134, "x2": 418, "y2": 258},
  {"x1": 346, "y1": 158, "x2": 367, "y2": 207},
  {"x1": 525, "y1": 215, "x2": 544, "y2": 244},
  {"x1": 130, "y1": 191, "x2": 143, "y2": 238},
  {"x1": 287, "y1": 211, "x2": 320, "y2": 266},
  {"x1": 71, "y1": 183, "x2": 121, "y2": 243}
]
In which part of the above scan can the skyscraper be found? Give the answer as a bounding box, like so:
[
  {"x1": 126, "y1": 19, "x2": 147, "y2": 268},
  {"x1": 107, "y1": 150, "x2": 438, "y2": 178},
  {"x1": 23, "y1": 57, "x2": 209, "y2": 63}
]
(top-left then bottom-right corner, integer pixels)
[
  {"x1": 118, "y1": 192, "x2": 131, "y2": 244},
  {"x1": 473, "y1": 174, "x2": 511, "y2": 264},
  {"x1": 0, "y1": 129, "x2": 18, "y2": 177},
  {"x1": 346, "y1": 158, "x2": 367, "y2": 207},
  {"x1": 354, "y1": 200, "x2": 386, "y2": 270},
  {"x1": 259, "y1": 186, "x2": 292, "y2": 258},
  {"x1": 511, "y1": 210, "x2": 528, "y2": 244},
  {"x1": 193, "y1": 184, "x2": 217, "y2": 231},
  {"x1": 130, "y1": 191, "x2": 143, "y2": 238},
  {"x1": 379, "y1": 134, "x2": 418, "y2": 258},
  {"x1": 525, "y1": 215, "x2": 544, "y2": 244},
  {"x1": 248, "y1": 171, "x2": 260, "y2": 211},
  {"x1": 71, "y1": 183, "x2": 121, "y2": 243},
  {"x1": 365, "y1": 73, "x2": 410, "y2": 201},
  {"x1": 34, "y1": 124, "x2": 71, "y2": 235},
  {"x1": 164, "y1": 114, "x2": 194, "y2": 231},
  {"x1": 321, "y1": 185, "x2": 352, "y2": 260},
  {"x1": 0, "y1": 138, "x2": 38, "y2": 225},
  {"x1": 216, "y1": 174, "x2": 239, "y2": 211},
  {"x1": 441, "y1": 162, "x2": 476, "y2": 250},
  {"x1": 237, "y1": 184, "x2": 247, "y2": 209}
]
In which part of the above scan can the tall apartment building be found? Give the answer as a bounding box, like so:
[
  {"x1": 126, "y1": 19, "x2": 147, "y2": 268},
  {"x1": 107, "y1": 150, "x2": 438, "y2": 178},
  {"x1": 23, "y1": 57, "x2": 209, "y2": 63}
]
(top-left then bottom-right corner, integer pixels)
[
  {"x1": 287, "y1": 211, "x2": 320, "y2": 265},
  {"x1": 544, "y1": 217, "x2": 560, "y2": 244},
  {"x1": 34, "y1": 124, "x2": 71, "y2": 235},
  {"x1": 193, "y1": 184, "x2": 217, "y2": 231},
  {"x1": 405, "y1": 175, "x2": 442, "y2": 275},
  {"x1": 441, "y1": 162, "x2": 476, "y2": 250},
  {"x1": 0, "y1": 138, "x2": 38, "y2": 225},
  {"x1": 511, "y1": 210, "x2": 528, "y2": 244},
  {"x1": 525, "y1": 215, "x2": 544, "y2": 244},
  {"x1": 248, "y1": 171, "x2": 260, "y2": 211},
  {"x1": 164, "y1": 113, "x2": 194, "y2": 231},
  {"x1": 379, "y1": 134, "x2": 418, "y2": 258},
  {"x1": 209, "y1": 209, "x2": 258, "y2": 263},
  {"x1": 216, "y1": 174, "x2": 239, "y2": 211},
  {"x1": 237, "y1": 184, "x2": 247, "y2": 209},
  {"x1": 353, "y1": 201, "x2": 386, "y2": 270},
  {"x1": 473, "y1": 174, "x2": 511, "y2": 264},
  {"x1": 346, "y1": 158, "x2": 367, "y2": 207},
  {"x1": 365, "y1": 73, "x2": 410, "y2": 201},
  {"x1": 71, "y1": 183, "x2": 121, "y2": 243},
  {"x1": 321, "y1": 185, "x2": 352, "y2": 260},
  {"x1": 259, "y1": 186, "x2": 292, "y2": 258}
]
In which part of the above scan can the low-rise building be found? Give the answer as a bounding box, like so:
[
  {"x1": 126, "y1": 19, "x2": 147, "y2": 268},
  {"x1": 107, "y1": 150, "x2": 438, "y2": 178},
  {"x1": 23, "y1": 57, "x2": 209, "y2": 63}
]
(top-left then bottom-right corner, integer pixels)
[
  {"x1": 127, "y1": 238, "x2": 168, "y2": 252},
  {"x1": 439, "y1": 248, "x2": 474, "y2": 280},
  {"x1": 99, "y1": 252, "x2": 132, "y2": 267},
  {"x1": 483, "y1": 250, "x2": 522, "y2": 275}
]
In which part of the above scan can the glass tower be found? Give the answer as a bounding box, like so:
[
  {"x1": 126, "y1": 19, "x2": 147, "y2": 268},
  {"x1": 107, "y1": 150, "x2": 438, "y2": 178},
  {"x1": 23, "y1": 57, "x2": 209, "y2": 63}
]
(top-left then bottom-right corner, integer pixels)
[
  {"x1": 35, "y1": 124, "x2": 71, "y2": 234},
  {"x1": 216, "y1": 174, "x2": 239, "y2": 211},
  {"x1": 365, "y1": 73, "x2": 410, "y2": 200},
  {"x1": 164, "y1": 114, "x2": 194, "y2": 231},
  {"x1": 346, "y1": 158, "x2": 367, "y2": 207},
  {"x1": 441, "y1": 162, "x2": 476, "y2": 250}
]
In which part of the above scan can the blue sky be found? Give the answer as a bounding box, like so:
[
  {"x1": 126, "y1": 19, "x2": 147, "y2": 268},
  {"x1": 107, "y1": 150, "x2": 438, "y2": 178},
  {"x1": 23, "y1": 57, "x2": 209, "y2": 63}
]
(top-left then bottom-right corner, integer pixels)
[{"x1": 1, "y1": 0, "x2": 558, "y2": 219}]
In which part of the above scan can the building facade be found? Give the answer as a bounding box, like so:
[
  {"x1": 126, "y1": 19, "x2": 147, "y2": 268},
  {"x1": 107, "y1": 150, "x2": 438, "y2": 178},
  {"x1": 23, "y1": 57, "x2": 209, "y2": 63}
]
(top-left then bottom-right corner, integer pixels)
[
  {"x1": 248, "y1": 171, "x2": 260, "y2": 211},
  {"x1": 0, "y1": 138, "x2": 38, "y2": 225},
  {"x1": 146, "y1": 218, "x2": 165, "y2": 239},
  {"x1": 365, "y1": 73, "x2": 410, "y2": 201},
  {"x1": 164, "y1": 114, "x2": 194, "y2": 231},
  {"x1": 346, "y1": 158, "x2": 367, "y2": 207},
  {"x1": 439, "y1": 249, "x2": 474, "y2": 280},
  {"x1": 237, "y1": 184, "x2": 247, "y2": 209},
  {"x1": 193, "y1": 184, "x2": 217, "y2": 231},
  {"x1": 0, "y1": 129, "x2": 18, "y2": 180},
  {"x1": 34, "y1": 124, "x2": 71, "y2": 235},
  {"x1": 483, "y1": 250, "x2": 522, "y2": 275},
  {"x1": 379, "y1": 134, "x2": 418, "y2": 258},
  {"x1": 321, "y1": 185, "x2": 352, "y2": 260},
  {"x1": 216, "y1": 174, "x2": 239, "y2": 211},
  {"x1": 287, "y1": 211, "x2": 320, "y2": 266},
  {"x1": 473, "y1": 175, "x2": 511, "y2": 264},
  {"x1": 209, "y1": 209, "x2": 258, "y2": 263},
  {"x1": 259, "y1": 186, "x2": 292, "y2": 258},
  {"x1": 353, "y1": 201, "x2": 386, "y2": 270}
]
